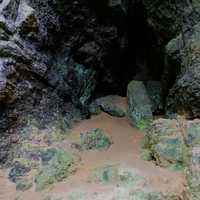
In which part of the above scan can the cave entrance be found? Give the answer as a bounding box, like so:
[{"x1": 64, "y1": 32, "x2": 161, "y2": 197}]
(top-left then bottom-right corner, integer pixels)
[{"x1": 93, "y1": 1, "x2": 165, "y2": 99}]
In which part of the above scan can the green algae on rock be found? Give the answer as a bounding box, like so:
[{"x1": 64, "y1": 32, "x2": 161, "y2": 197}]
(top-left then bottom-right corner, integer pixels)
[
  {"x1": 89, "y1": 165, "x2": 143, "y2": 187},
  {"x1": 127, "y1": 80, "x2": 153, "y2": 130},
  {"x1": 80, "y1": 128, "x2": 112, "y2": 150},
  {"x1": 142, "y1": 118, "x2": 186, "y2": 168},
  {"x1": 16, "y1": 178, "x2": 33, "y2": 191},
  {"x1": 35, "y1": 149, "x2": 75, "y2": 191},
  {"x1": 88, "y1": 102, "x2": 101, "y2": 115}
]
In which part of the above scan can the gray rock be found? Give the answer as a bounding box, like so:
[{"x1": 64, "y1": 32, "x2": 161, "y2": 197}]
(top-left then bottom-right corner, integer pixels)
[
  {"x1": 95, "y1": 95, "x2": 127, "y2": 117},
  {"x1": 143, "y1": 118, "x2": 185, "y2": 167},
  {"x1": 165, "y1": 22, "x2": 200, "y2": 118},
  {"x1": 127, "y1": 80, "x2": 153, "y2": 130}
]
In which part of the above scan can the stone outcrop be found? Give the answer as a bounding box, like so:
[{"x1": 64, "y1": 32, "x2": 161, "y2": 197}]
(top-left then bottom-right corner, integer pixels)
[
  {"x1": 142, "y1": 117, "x2": 200, "y2": 199},
  {"x1": 0, "y1": 0, "x2": 126, "y2": 164},
  {"x1": 143, "y1": 0, "x2": 200, "y2": 118},
  {"x1": 127, "y1": 80, "x2": 153, "y2": 130}
]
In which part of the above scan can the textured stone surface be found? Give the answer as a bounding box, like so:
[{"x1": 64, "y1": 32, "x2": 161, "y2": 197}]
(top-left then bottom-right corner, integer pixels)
[
  {"x1": 95, "y1": 95, "x2": 127, "y2": 117},
  {"x1": 127, "y1": 80, "x2": 153, "y2": 130}
]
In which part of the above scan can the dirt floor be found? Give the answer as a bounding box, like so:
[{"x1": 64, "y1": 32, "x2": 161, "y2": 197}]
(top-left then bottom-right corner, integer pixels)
[{"x1": 0, "y1": 112, "x2": 185, "y2": 200}]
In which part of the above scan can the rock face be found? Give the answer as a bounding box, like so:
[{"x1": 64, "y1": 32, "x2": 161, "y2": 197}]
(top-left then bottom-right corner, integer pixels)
[
  {"x1": 143, "y1": 118, "x2": 185, "y2": 168},
  {"x1": 165, "y1": 22, "x2": 200, "y2": 118},
  {"x1": 143, "y1": 0, "x2": 200, "y2": 118},
  {"x1": 0, "y1": 0, "x2": 127, "y2": 164},
  {"x1": 142, "y1": 117, "x2": 200, "y2": 199}
]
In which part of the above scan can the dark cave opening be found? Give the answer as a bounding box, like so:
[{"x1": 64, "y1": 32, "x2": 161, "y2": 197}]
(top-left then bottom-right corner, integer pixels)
[{"x1": 92, "y1": 1, "x2": 165, "y2": 99}]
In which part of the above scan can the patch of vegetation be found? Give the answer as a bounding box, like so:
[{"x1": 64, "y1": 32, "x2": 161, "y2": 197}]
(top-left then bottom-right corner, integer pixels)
[
  {"x1": 129, "y1": 191, "x2": 162, "y2": 200},
  {"x1": 135, "y1": 118, "x2": 152, "y2": 131},
  {"x1": 140, "y1": 149, "x2": 153, "y2": 161},
  {"x1": 68, "y1": 191, "x2": 86, "y2": 200},
  {"x1": 9, "y1": 160, "x2": 31, "y2": 182},
  {"x1": 16, "y1": 179, "x2": 33, "y2": 191},
  {"x1": 80, "y1": 128, "x2": 112, "y2": 150},
  {"x1": 35, "y1": 149, "x2": 75, "y2": 191},
  {"x1": 89, "y1": 165, "x2": 143, "y2": 187}
]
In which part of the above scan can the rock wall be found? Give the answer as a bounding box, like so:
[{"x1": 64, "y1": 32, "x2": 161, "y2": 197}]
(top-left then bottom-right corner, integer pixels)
[
  {"x1": 143, "y1": 0, "x2": 200, "y2": 118},
  {"x1": 0, "y1": 0, "x2": 127, "y2": 164}
]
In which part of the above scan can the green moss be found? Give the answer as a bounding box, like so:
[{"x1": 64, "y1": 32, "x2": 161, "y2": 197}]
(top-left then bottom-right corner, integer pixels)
[
  {"x1": 168, "y1": 163, "x2": 185, "y2": 172},
  {"x1": 106, "y1": 105, "x2": 126, "y2": 117},
  {"x1": 89, "y1": 165, "x2": 143, "y2": 187},
  {"x1": 80, "y1": 128, "x2": 112, "y2": 150},
  {"x1": 43, "y1": 197, "x2": 64, "y2": 200},
  {"x1": 16, "y1": 179, "x2": 33, "y2": 191},
  {"x1": 129, "y1": 191, "x2": 162, "y2": 200},
  {"x1": 153, "y1": 137, "x2": 184, "y2": 167},
  {"x1": 35, "y1": 149, "x2": 75, "y2": 191},
  {"x1": 135, "y1": 118, "x2": 152, "y2": 131},
  {"x1": 90, "y1": 165, "x2": 118, "y2": 183},
  {"x1": 68, "y1": 192, "x2": 86, "y2": 200},
  {"x1": 140, "y1": 150, "x2": 153, "y2": 161},
  {"x1": 127, "y1": 80, "x2": 153, "y2": 131},
  {"x1": 89, "y1": 102, "x2": 101, "y2": 115}
]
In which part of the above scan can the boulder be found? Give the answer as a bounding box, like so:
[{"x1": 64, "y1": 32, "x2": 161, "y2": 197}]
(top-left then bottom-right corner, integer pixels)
[
  {"x1": 186, "y1": 146, "x2": 200, "y2": 200},
  {"x1": 80, "y1": 128, "x2": 112, "y2": 151},
  {"x1": 142, "y1": 118, "x2": 186, "y2": 168},
  {"x1": 127, "y1": 80, "x2": 153, "y2": 130},
  {"x1": 95, "y1": 95, "x2": 127, "y2": 117},
  {"x1": 165, "y1": 22, "x2": 200, "y2": 118}
]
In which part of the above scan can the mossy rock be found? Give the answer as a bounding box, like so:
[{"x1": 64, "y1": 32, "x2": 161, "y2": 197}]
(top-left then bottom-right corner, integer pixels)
[
  {"x1": 186, "y1": 146, "x2": 200, "y2": 200},
  {"x1": 186, "y1": 121, "x2": 200, "y2": 147},
  {"x1": 16, "y1": 179, "x2": 33, "y2": 191},
  {"x1": 153, "y1": 137, "x2": 184, "y2": 167},
  {"x1": 80, "y1": 128, "x2": 112, "y2": 150},
  {"x1": 89, "y1": 165, "x2": 118, "y2": 183},
  {"x1": 89, "y1": 165, "x2": 143, "y2": 187},
  {"x1": 35, "y1": 149, "x2": 75, "y2": 191},
  {"x1": 44, "y1": 197, "x2": 64, "y2": 200},
  {"x1": 127, "y1": 80, "x2": 153, "y2": 130},
  {"x1": 95, "y1": 95, "x2": 127, "y2": 117},
  {"x1": 142, "y1": 118, "x2": 186, "y2": 168},
  {"x1": 68, "y1": 191, "x2": 86, "y2": 200},
  {"x1": 89, "y1": 102, "x2": 101, "y2": 115},
  {"x1": 129, "y1": 191, "x2": 162, "y2": 200},
  {"x1": 140, "y1": 149, "x2": 153, "y2": 161},
  {"x1": 9, "y1": 160, "x2": 31, "y2": 182}
]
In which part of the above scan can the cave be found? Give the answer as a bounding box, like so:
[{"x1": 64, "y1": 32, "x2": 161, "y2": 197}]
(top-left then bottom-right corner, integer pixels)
[
  {"x1": 86, "y1": 0, "x2": 166, "y2": 101},
  {"x1": 0, "y1": 1, "x2": 199, "y2": 198}
]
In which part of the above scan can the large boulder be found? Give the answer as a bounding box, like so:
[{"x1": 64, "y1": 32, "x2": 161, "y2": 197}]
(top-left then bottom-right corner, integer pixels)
[
  {"x1": 186, "y1": 146, "x2": 200, "y2": 200},
  {"x1": 165, "y1": 22, "x2": 200, "y2": 118},
  {"x1": 127, "y1": 80, "x2": 153, "y2": 130},
  {"x1": 142, "y1": 117, "x2": 200, "y2": 199},
  {"x1": 143, "y1": 118, "x2": 185, "y2": 168},
  {"x1": 95, "y1": 95, "x2": 127, "y2": 117},
  {"x1": 143, "y1": 0, "x2": 200, "y2": 118},
  {"x1": 145, "y1": 81, "x2": 163, "y2": 114},
  {"x1": 143, "y1": 0, "x2": 200, "y2": 45}
]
